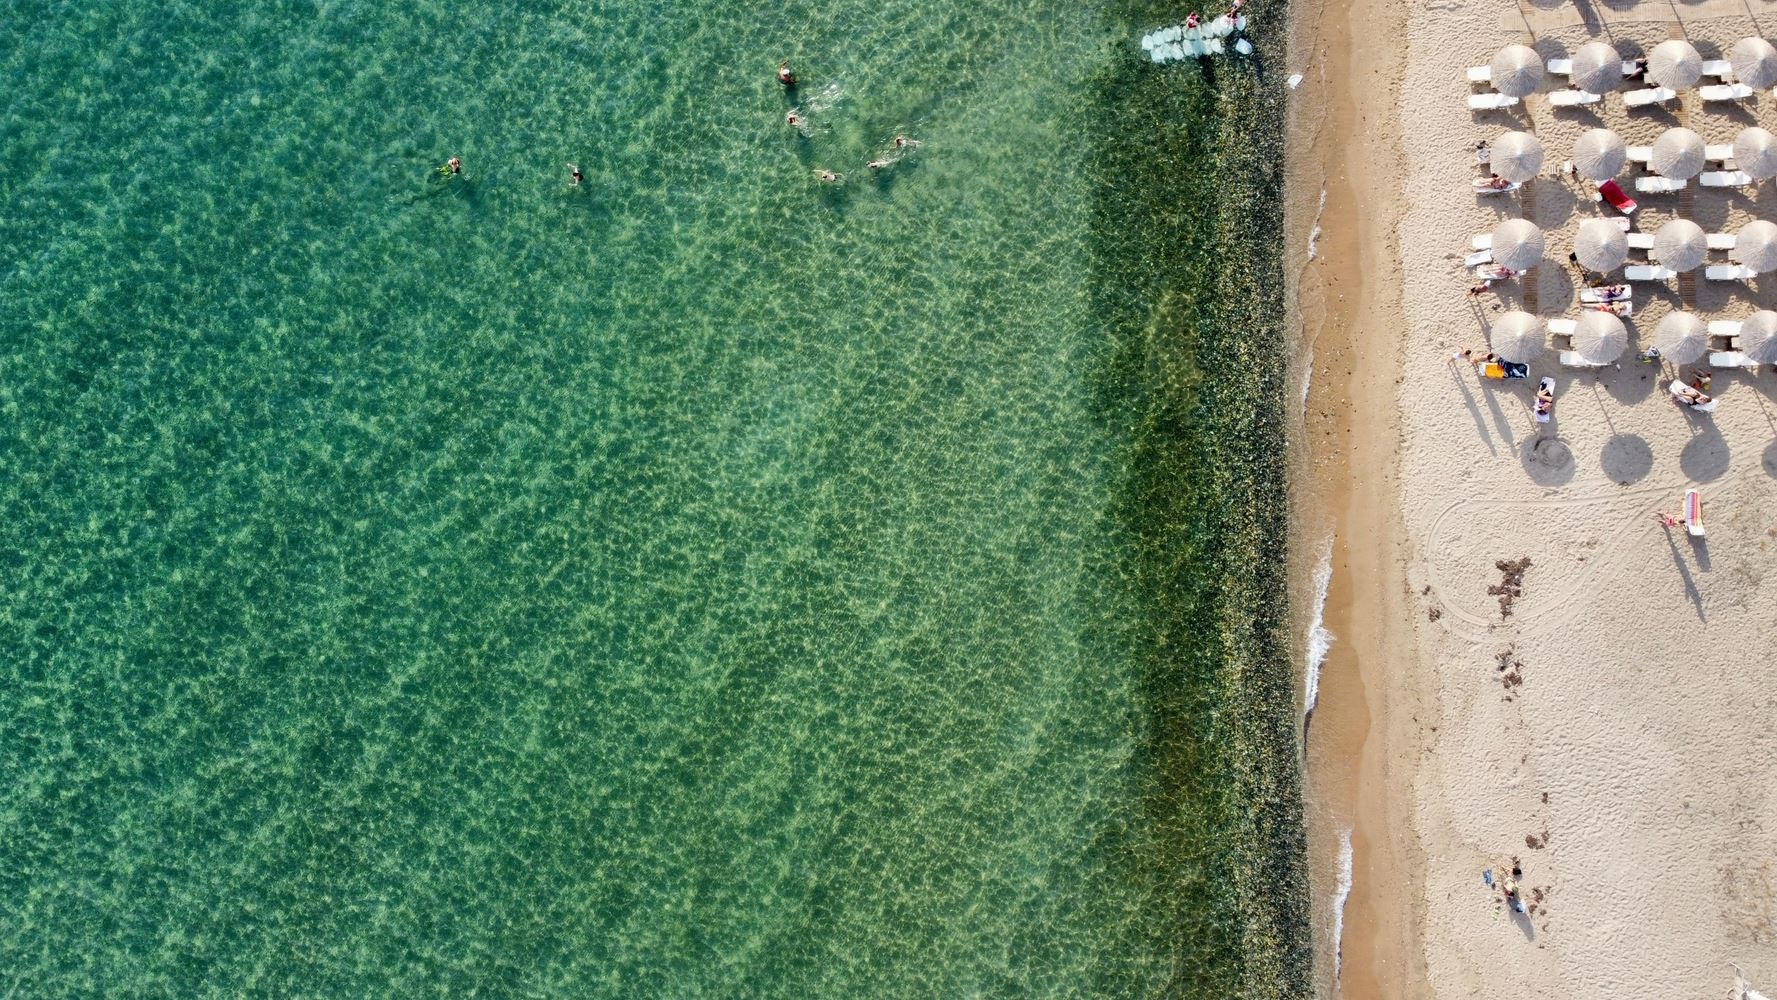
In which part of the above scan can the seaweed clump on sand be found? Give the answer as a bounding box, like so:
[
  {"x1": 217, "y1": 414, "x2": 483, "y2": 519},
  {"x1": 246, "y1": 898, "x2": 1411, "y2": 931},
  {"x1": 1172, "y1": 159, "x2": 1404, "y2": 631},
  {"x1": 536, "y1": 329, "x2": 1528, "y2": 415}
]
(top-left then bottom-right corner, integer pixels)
[{"x1": 1082, "y1": 0, "x2": 1311, "y2": 996}]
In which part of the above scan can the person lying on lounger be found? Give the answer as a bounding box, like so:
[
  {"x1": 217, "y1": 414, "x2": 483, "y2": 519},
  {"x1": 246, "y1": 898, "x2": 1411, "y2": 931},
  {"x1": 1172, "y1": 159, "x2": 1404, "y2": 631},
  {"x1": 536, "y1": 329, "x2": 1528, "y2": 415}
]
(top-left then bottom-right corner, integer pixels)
[
  {"x1": 1483, "y1": 173, "x2": 1512, "y2": 189},
  {"x1": 1534, "y1": 379, "x2": 1556, "y2": 422},
  {"x1": 1673, "y1": 384, "x2": 1714, "y2": 406}
]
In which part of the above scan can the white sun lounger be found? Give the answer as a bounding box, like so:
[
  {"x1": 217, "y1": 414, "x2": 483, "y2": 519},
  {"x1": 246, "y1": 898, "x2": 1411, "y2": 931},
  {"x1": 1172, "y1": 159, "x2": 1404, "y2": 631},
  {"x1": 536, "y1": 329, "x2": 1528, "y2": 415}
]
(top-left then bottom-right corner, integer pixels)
[
  {"x1": 1466, "y1": 250, "x2": 1494, "y2": 268},
  {"x1": 1625, "y1": 265, "x2": 1678, "y2": 281},
  {"x1": 1626, "y1": 146, "x2": 1653, "y2": 163},
  {"x1": 1548, "y1": 90, "x2": 1602, "y2": 107},
  {"x1": 1706, "y1": 233, "x2": 1736, "y2": 251},
  {"x1": 1672, "y1": 381, "x2": 1721, "y2": 411},
  {"x1": 1547, "y1": 58, "x2": 1573, "y2": 75},
  {"x1": 1624, "y1": 87, "x2": 1677, "y2": 107},
  {"x1": 1579, "y1": 286, "x2": 1631, "y2": 304},
  {"x1": 1635, "y1": 176, "x2": 1688, "y2": 194},
  {"x1": 1700, "y1": 170, "x2": 1753, "y2": 188},
  {"x1": 1625, "y1": 232, "x2": 1654, "y2": 250},
  {"x1": 1559, "y1": 351, "x2": 1609, "y2": 367},
  {"x1": 1701, "y1": 59, "x2": 1731, "y2": 79},
  {"x1": 1471, "y1": 234, "x2": 1493, "y2": 251},
  {"x1": 1467, "y1": 66, "x2": 1491, "y2": 83},
  {"x1": 1707, "y1": 264, "x2": 1758, "y2": 281},
  {"x1": 1469, "y1": 93, "x2": 1520, "y2": 110},
  {"x1": 1709, "y1": 350, "x2": 1757, "y2": 369},
  {"x1": 1708, "y1": 320, "x2": 1742, "y2": 338},
  {"x1": 1701, "y1": 83, "x2": 1755, "y2": 101},
  {"x1": 1474, "y1": 181, "x2": 1521, "y2": 195},
  {"x1": 1706, "y1": 144, "x2": 1735, "y2": 162},
  {"x1": 1621, "y1": 60, "x2": 1642, "y2": 76},
  {"x1": 1547, "y1": 318, "x2": 1577, "y2": 336}
]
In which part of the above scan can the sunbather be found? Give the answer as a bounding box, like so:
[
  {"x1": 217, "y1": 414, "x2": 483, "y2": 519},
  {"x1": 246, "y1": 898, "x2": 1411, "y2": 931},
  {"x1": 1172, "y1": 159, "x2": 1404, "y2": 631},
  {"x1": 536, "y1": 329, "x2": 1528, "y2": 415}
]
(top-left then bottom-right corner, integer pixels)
[
  {"x1": 1673, "y1": 384, "x2": 1714, "y2": 406},
  {"x1": 1534, "y1": 377, "x2": 1556, "y2": 422},
  {"x1": 1484, "y1": 173, "x2": 1511, "y2": 190}
]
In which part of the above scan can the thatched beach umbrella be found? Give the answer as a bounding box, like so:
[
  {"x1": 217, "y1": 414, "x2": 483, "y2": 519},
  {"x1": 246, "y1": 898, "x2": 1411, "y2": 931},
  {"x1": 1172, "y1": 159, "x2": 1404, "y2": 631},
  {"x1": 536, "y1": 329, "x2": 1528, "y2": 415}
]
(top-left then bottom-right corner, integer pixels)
[
  {"x1": 1655, "y1": 312, "x2": 1708, "y2": 364},
  {"x1": 1572, "y1": 42, "x2": 1623, "y2": 94},
  {"x1": 1492, "y1": 131, "x2": 1545, "y2": 182},
  {"x1": 1573, "y1": 311, "x2": 1628, "y2": 363},
  {"x1": 1735, "y1": 220, "x2": 1777, "y2": 272},
  {"x1": 1742, "y1": 311, "x2": 1777, "y2": 363},
  {"x1": 1491, "y1": 219, "x2": 1545, "y2": 271},
  {"x1": 1733, "y1": 127, "x2": 1777, "y2": 180},
  {"x1": 1491, "y1": 44, "x2": 1545, "y2": 97},
  {"x1": 1651, "y1": 128, "x2": 1706, "y2": 180},
  {"x1": 1654, "y1": 219, "x2": 1707, "y2": 272},
  {"x1": 1574, "y1": 218, "x2": 1628, "y2": 272},
  {"x1": 1490, "y1": 311, "x2": 1546, "y2": 363},
  {"x1": 1648, "y1": 39, "x2": 1704, "y2": 90},
  {"x1": 1572, "y1": 128, "x2": 1626, "y2": 181},
  {"x1": 1731, "y1": 37, "x2": 1777, "y2": 89}
]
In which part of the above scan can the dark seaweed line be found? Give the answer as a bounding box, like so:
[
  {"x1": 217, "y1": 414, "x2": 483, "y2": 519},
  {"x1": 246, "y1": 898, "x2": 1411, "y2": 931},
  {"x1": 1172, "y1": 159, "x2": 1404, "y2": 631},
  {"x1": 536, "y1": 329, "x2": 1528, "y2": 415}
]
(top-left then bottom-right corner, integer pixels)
[{"x1": 1086, "y1": 1, "x2": 1309, "y2": 995}]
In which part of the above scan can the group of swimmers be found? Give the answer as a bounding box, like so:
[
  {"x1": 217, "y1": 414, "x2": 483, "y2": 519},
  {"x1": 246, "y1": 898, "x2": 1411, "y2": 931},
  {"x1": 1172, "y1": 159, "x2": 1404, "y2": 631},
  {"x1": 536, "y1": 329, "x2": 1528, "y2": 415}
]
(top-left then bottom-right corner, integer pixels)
[
  {"x1": 779, "y1": 61, "x2": 921, "y2": 184},
  {"x1": 434, "y1": 156, "x2": 585, "y2": 187}
]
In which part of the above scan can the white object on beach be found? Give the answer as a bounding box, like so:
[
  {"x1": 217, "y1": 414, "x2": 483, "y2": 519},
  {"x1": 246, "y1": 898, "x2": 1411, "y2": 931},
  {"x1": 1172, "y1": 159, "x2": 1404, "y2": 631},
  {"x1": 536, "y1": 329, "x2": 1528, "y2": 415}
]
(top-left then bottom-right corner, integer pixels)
[
  {"x1": 1652, "y1": 127, "x2": 1706, "y2": 179},
  {"x1": 1558, "y1": 350, "x2": 1607, "y2": 367},
  {"x1": 1465, "y1": 249, "x2": 1494, "y2": 267},
  {"x1": 1635, "y1": 176, "x2": 1687, "y2": 194},
  {"x1": 1734, "y1": 127, "x2": 1777, "y2": 179},
  {"x1": 1707, "y1": 264, "x2": 1758, "y2": 281},
  {"x1": 1473, "y1": 178, "x2": 1520, "y2": 194},
  {"x1": 1234, "y1": 38, "x2": 1252, "y2": 55},
  {"x1": 1547, "y1": 89, "x2": 1600, "y2": 107},
  {"x1": 1625, "y1": 264, "x2": 1678, "y2": 281},
  {"x1": 1731, "y1": 37, "x2": 1777, "y2": 89},
  {"x1": 1685, "y1": 490, "x2": 1706, "y2": 537},
  {"x1": 1708, "y1": 319, "x2": 1742, "y2": 339},
  {"x1": 1672, "y1": 381, "x2": 1721, "y2": 412},
  {"x1": 1706, "y1": 232, "x2": 1737, "y2": 251},
  {"x1": 1700, "y1": 83, "x2": 1755, "y2": 102},
  {"x1": 1469, "y1": 93, "x2": 1520, "y2": 110},
  {"x1": 1467, "y1": 65, "x2": 1491, "y2": 83},
  {"x1": 1700, "y1": 171, "x2": 1753, "y2": 188},
  {"x1": 1626, "y1": 145, "x2": 1653, "y2": 164},
  {"x1": 1700, "y1": 59, "x2": 1732, "y2": 79},
  {"x1": 1623, "y1": 87, "x2": 1677, "y2": 108},
  {"x1": 1625, "y1": 232, "x2": 1654, "y2": 251},
  {"x1": 1576, "y1": 219, "x2": 1629, "y2": 271},
  {"x1": 1490, "y1": 219, "x2": 1544, "y2": 270},
  {"x1": 1546, "y1": 58, "x2": 1573, "y2": 75},
  {"x1": 1471, "y1": 233, "x2": 1492, "y2": 251},
  {"x1": 1288, "y1": 73, "x2": 1303, "y2": 89},
  {"x1": 1709, "y1": 350, "x2": 1755, "y2": 369},
  {"x1": 1490, "y1": 310, "x2": 1546, "y2": 362},
  {"x1": 1705, "y1": 143, "x2": 1735, "y2": 162}
]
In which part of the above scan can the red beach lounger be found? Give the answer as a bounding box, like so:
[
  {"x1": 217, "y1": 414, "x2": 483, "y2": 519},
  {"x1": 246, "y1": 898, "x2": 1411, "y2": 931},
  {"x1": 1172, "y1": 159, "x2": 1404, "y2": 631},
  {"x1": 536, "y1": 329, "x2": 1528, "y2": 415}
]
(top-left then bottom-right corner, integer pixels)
[{"x1": 1598, "y1": 179, "x2": 1637, "y2": 215}]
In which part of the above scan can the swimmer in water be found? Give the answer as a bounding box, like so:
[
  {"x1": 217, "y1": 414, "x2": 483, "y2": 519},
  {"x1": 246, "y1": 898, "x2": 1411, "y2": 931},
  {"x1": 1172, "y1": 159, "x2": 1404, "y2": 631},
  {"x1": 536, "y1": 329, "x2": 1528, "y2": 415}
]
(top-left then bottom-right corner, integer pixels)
[
  {"x1": 787, "y1": 111, "x2": 804, "y2": 128},
  {"x1": 778, "y1": 61, "x2": 798, "y2": 87},
  {"x1": 815, "y1": 168, "x2": 841, "y2": 183},
  {"x1": 894, "y1": 135, "x2": 919, "y2": 149},
  {"x1": 867, "y1": 159, "x2": 890, "y2": 170},
  {"x1": 447, "y1": 157, "x2": 461, "y2": 175},
  {"x1": 568, "y1": 163, "x2": 583, "y2": 185}
]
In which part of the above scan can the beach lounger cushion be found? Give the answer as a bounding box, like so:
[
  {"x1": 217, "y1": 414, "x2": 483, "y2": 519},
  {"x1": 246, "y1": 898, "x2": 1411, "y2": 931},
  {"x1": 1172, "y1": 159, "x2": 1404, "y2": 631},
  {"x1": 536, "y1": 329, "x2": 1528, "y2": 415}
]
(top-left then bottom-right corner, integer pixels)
[
  {"x1": 1546, "y1": 58, "x2": 1573, "y2": 75},
  {"x1": 1625, "y1": 233, "x2": 1654, "y2": 250},
  {"x1": 1469, "y1": 93, "x2": 1520, "y2": 110},
  {"x1": 1709, "y1": 350, "x2": 1755, "y2": 368},
  {"x1": 1700, "y1": 84, "x2": 1754, "y2": 101},
  {"x1": 1700, "y1": 171, "x2": 1752, "y2": 188},
  {"x1": 1471, "y1": 234, "x2": 1493, "y2": 250},
  {"x1": 1706, "y1": 233, "x2": 1736, "y2": 251},
  {"x1": 1708, "y1": 320, "x2": 1742, "y2": 338},
  {"x1": 1548, "y1": 90, "x2": 1602, "y2": 106},
  {"x1": 1634, "y1": 176, "x2": 1687, "y2": 194},
  {"x1": 1465, "y1": 249, "x2": 1494, "y2": 267},
  {"x1": 1625, "y1": 265, "x2": 1678, "y2": 281},
  {"x1": 1546, "y1": 319, "x2": 1577, "y2": 336},
  {"x1": 1706, "y1": 264, "x2": 1757, "y2": 281},
  {"x1": 1624, "y1": 87, "x2": 1677, "y2": 107},
  {"x1": 1558, "y1": 351, "x2": 1607, "y2": 367},
  {"x1": 1700, "y1": 59, "x2": 1731, "y2": 78},
  {"x1": 1467, "y1": 66, "x2": 1491, "y2": 83},
  {"x1": 1705, "y1": 144, "x2": 1734, "y2": 162}
]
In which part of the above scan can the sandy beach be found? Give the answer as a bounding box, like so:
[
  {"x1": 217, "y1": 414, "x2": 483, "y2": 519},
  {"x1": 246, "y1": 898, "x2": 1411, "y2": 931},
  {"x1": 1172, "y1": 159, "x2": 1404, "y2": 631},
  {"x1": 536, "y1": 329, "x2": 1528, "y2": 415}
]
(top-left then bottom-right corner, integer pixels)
[{"x1": 1291, "y1": 0, "x2": 1777, "y2": 996}]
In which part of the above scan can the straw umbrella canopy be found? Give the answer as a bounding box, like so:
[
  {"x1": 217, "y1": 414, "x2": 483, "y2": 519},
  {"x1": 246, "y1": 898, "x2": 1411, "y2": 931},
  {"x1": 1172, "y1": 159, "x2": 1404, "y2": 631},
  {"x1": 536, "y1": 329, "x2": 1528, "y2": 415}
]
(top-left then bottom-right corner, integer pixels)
[
  {"x1": 1489, "y1": 311, "x2": 1546, "y2": 363},
  {"x1": 1731, "y1": 37, "x2": 1777, "y2": 89},
  {"x1": 1742, "y1": 311, "x2": 1777, "y2": 363},
  {"x1": 1571, "y1": 42, "x2": 1623, "y2": 94},
  {"x1": 1491, "y1": 44, "x2": 1545, "y2": 97},
  {"x1": 1573, "y1": 128, "x2": 1627, "y2": 181},
  {"x1": 1491, "y1": 218, "x2": 1545, "y2": 270},
  {"x1": 1734, "y1": 220, "x2": 1777, "y2": 272},
  {"x1": 1654, "y1": 312, "x2": 1708, "y2": 364},
  {"x1": 1733, "y1": 127, "x2": 1777, "y2": 180},
  {"x1": 1654, "y1": 219, "x2": 1707, "y2": 272},
  {"x1": 1648, "y1": 39, "x2": 1703, "y2": 90},
  {"x1": 1574, "y1": 218, "x2": 1628, "y2": 272},
  {"x1": 1651, "y1": 128, "x2": 1706, "y2": 179},
  {"x1": 1492, "y1": 131, "x2": 1545, "y2": 182},
  {"x1": 1572, "y1": 311, "x2": 1628, "y2": 363}
]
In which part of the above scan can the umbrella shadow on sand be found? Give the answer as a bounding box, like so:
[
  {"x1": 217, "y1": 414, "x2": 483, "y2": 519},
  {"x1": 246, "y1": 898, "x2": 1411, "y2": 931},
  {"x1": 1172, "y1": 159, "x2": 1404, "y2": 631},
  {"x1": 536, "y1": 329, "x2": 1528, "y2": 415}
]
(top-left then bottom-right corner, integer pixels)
[
  {"x1": 1679, "y1": 424, "x2": 1730, "y2": 482},
  {"x1": 1519, "y1": 433, "x2": 1576, "y2": 485},
  {"x1": 1601, "y1": 432, "x2": 1653, "y2": 483}
]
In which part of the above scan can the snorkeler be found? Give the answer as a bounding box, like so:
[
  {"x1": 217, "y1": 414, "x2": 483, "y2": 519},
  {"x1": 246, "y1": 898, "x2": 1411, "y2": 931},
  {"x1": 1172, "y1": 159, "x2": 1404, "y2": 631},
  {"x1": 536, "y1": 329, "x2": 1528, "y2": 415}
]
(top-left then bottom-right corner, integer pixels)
[
  {"x1": 440, "y1": 156, "x2": 461, "y2": 176},
  {"x1": 568, "y1": 163, "x2": 583, "y2": 185},
  {"x1": 779, "y1": 61, "x2": 798, "y2": 87}
]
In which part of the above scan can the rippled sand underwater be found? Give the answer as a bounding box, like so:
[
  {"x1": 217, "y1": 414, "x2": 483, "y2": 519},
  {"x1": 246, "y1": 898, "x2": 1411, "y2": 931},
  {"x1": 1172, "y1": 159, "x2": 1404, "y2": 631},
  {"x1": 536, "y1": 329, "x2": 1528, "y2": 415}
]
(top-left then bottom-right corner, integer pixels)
[{"x1": 0, "y1": 1, "x2": 1305, "y2": 995}]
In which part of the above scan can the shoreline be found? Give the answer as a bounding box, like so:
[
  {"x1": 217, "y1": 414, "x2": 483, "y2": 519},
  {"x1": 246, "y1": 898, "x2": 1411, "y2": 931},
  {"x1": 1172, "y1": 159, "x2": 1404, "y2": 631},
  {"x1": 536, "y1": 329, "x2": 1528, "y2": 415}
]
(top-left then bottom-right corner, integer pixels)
[{"x1": 1283, "y1": 0, "x2": 1421, "y2": 993}]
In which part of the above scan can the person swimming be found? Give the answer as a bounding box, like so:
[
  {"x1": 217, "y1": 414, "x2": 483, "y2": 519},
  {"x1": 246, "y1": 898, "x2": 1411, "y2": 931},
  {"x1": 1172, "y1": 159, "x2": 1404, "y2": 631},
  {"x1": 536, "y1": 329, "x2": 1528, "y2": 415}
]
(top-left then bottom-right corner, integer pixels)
[
  {"x1": 815, "y1": 168, "x2": 841, "y2": 183},
  {"x1": 778, "y1": 61, "x2": 798, "y2": 87},
  {"x1": 867, "y1": 159, "x2": 890, "y2": 170},
  {"x1": 568, "y1": 163, "x2": 583, "y2": 185},
  {"x1": 894, "y1": 135, "x2": 919, "y2": 149},
  {"x1": 447, "y1": 157, "x2": 461, "y2": 175},
  {"x1": 787, "y1": 111, "x2": 804, "y2": 128}
]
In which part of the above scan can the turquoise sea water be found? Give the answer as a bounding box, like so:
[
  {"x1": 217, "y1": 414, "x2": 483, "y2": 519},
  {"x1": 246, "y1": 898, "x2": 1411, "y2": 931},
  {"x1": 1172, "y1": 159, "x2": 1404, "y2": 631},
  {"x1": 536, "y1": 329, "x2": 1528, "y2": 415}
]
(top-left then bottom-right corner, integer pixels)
[{"x1": 1, "y1": 1, "x2": 1305, "y2": 995}]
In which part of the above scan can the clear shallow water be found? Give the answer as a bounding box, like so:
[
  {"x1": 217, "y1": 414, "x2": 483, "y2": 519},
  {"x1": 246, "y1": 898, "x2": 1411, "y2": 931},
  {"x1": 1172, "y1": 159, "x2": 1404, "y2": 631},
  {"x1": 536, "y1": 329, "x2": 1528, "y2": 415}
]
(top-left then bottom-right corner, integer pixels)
[{"x1": 0, "y1": 1, "x2": 1305, "y2": 995}]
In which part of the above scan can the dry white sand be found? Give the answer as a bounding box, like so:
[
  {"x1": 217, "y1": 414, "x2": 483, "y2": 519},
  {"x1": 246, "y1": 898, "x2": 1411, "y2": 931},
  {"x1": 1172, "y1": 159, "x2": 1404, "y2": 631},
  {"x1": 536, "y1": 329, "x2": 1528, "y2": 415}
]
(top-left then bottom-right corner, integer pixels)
[{"x1": 1386, "y1": 1, "x2": 1777, "y2": 995}]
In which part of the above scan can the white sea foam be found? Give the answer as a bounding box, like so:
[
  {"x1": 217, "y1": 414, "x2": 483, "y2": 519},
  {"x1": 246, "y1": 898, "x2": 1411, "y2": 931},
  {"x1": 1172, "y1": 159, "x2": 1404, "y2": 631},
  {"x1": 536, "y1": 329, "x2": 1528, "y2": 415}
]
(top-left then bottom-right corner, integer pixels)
[
  {"x1": 1332, "y1": 827, "x2": 1354, "y2": 980},
  {"x1": 1306, "y1": 187, "x2": 1326, "y2": 261},
  {"x1": 1303, "y1": 536, "x2": 1334, "y2": 719}
]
